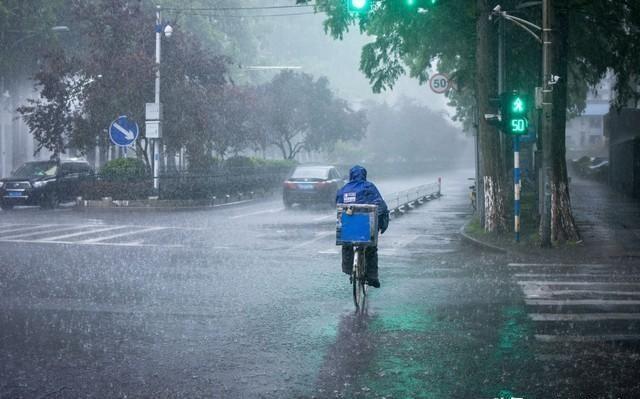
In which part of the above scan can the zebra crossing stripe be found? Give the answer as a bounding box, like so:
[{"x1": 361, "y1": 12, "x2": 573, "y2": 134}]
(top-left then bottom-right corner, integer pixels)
[
  {"x1": 526, "y1": 299, "x2": 640, "y2": 306},
  {"x1": 529, "y1": 313, "x2": 640, "y2": 321},
  {"x1": 518, "y1": 281, "x2": 640, "y2": 286},
  {"x1": 514, "y1": 273, "x2": 640, "y2": 279},
  {"x1": 508, "y1": 263, "x2": 608, "y2": 268},
  {"x1": 535, "y1": 334, "x2": 640, "y2": 343},
  {"x1": 522, "y1": 288, "x2": 640, "y2": 297}
]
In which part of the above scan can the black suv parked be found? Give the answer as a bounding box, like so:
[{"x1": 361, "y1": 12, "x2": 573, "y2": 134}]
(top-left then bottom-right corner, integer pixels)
[{"x1": 0, "y1": 159, "x2": 95, "y2": 210}]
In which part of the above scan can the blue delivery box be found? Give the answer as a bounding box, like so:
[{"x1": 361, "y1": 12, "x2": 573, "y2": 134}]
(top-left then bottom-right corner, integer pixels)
[{"x1": 336, "y1": 204, "x2": 379, "y2": 246}]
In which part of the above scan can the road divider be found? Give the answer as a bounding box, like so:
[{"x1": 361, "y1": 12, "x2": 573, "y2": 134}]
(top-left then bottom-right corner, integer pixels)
[{"x1": 387, "y1": 179, "x2": 441, "y2": 217}]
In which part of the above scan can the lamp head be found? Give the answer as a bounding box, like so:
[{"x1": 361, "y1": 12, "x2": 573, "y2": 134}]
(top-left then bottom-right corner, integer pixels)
[{"x1": 164, "y1": 24, "x2": 173, "y2": 38}]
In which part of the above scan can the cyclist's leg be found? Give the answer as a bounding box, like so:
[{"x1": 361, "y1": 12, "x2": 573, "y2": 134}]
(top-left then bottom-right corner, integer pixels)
[
  {"x1": 342, "y1": 245, "x2": 354, "y2": 275},
  {"x1": 364, "y1": 246, "x2": 379, "y2": 282}
]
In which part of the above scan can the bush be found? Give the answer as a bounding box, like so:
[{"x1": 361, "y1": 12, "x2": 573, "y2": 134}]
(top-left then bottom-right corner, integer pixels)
[
  {"x1": 188, "y1": 156, "x2": 221, "y2": 173},
  {"x1": 224, "y1": 156, "x2": 256, "y2": 170},
  {"x1": 79, "y1": 180, "x2": 153, "y2": 200},
  {"x1": 100, "y1": 158, "x2": 148, "y2": 182}
]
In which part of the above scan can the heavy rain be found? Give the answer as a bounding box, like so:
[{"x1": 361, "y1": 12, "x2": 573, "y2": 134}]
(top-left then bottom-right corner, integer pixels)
[{"x1": 1, "y1": 1, "x2": 639, "y2": 398}]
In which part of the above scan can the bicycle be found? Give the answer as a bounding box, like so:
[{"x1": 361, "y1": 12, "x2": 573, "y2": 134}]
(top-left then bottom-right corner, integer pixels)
[{"x1": 336, "y1": 204, "x2": 378, "y2": 311}]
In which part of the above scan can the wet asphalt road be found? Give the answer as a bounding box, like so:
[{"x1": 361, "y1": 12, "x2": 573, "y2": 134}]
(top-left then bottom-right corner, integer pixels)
[{"x1": 1, "y1": 170, "x2": 639, "y2": 398}]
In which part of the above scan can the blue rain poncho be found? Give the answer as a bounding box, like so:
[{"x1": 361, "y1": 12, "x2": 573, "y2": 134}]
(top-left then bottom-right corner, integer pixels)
[{"x1": 336, "y1": 165, "x2": 389, "y2": 233}]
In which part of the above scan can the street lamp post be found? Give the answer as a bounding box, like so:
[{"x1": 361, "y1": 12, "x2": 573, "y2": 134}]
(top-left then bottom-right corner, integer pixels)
[
  {"x1": 147, "y1": 6, "x2": 172, "y2": 192},
  {"x1": 540, "y1": 0, "x2": 552, "y2": 247},
  {"x1": 490, "y1": 3, "x2": 552, "y2": 245}
]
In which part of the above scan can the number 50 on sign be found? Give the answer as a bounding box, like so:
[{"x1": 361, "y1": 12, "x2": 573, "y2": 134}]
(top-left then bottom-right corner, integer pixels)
[{"x1": 429, "y1": 73, "x2": 450, "y2": 94}]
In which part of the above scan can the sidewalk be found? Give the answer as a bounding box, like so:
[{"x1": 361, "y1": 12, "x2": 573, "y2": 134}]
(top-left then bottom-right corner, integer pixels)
[
  {"x1": 461, "y1": 175, "x2": 640, "y2": 260},
  {"x1": 570, "y1": 176, "x2": 640, "y2": 258}
]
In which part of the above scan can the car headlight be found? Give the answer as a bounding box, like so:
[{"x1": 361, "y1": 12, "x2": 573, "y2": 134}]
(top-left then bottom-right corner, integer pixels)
[
  {"x1": 33, "y1": 179, "x2": 55, "y2": 188},
  {"x1": 0, "y1": 182, "x2": 3, "y2": 188}
]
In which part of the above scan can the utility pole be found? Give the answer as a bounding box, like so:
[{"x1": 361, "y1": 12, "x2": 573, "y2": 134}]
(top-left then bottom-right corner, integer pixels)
[
  {"x1": 146, "y1": 6, "x2": 171, "y2": 192},
  {"x1": 540, "y1": 0, "x2": 552, "y2": 246},
  {"x1": 153, "y1": 5, "x2": 162, "y2": 191}
]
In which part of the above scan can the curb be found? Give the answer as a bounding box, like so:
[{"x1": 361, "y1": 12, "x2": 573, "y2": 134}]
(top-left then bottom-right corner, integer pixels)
[
  {"x1": 458, "y1": 219, "x2": 509, "y2": 254},
  {"x1": 74, "y1": 191, "x2": 277, "y2": 210}
]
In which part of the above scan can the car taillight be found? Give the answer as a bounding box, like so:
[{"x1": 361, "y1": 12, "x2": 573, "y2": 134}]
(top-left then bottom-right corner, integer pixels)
[
  {"x1": 315, "y1": 181, "x2": 328, "y2": 188},
  {"x1": 284, "y1": 181, "x2": 296, "y2": 189}
]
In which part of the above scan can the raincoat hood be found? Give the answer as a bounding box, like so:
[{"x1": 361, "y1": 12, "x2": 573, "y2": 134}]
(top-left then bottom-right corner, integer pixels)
[{"x1": 349, "y1": 165, "x2": 367, "y2": 182}]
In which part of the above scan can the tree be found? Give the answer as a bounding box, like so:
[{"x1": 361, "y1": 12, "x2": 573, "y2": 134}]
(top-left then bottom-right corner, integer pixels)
[
  {"x1": 16, "y1": 49, "x2": 84, "y2": 158},
  {"x1": 0, "y1": 0, "x2": 66, "y2": 85},
  {"x1": 258, "y1": 71, "x2": 367, "y2": 160},
  {"x1": 18, "y1": 0, "x2": 230, "y2": 169},
  {"x1": 315, "y1": 0, "x2": 509, "y2": 231}
]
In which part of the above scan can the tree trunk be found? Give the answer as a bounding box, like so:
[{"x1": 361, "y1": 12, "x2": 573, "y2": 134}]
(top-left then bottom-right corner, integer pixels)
[
  {"x1": 476, "y1": 0, "x2": 509, "y2": 232},
  {"x1": 550, "y1": 1, "x2": 580, "y2": 242}
]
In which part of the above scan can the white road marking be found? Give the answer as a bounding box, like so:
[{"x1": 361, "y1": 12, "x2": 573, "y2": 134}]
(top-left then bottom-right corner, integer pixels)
[
  {"x1": 229, "y1": 207, "x2": 284, "y2": 219},
  {"x1": 525, "y1": 299, "x2": 640, "y2": 306},
  {"x1": 522, "y1": 288, "x2": 640, "y2": 297},
  {"x1": 529, "y1": 313, "x2": 640, "y2": 321},
  {"x1": 514, "y1": 273, "x2": 640, "y2": 279},
  {"x1": 80, "y1": 226, "x2": 166, "y2": 243},
  {"x1": 40, "y1": 226, "x2": 128, "y2": 242},
  {"x1": 508, "y1": 263, "x2": 609, "y2": 268},
  {"x1": 213, "y1": 199, "x2": 254, "y2": 208},
  {"x1": 0, "y1": 238, "x2": 182, "y2": 248},
  {"x1": 318, "y1": 248, "x2": 340, "y2": 254},
  {"x1": 291, "y1": 231, "x2": 334, "y2": 249},
  {"x1": 1, "y1": 225, "x2": 86, "y2": 239},
  {"x1": 313, "y1": 215, "x2": 334, "y2": 222},
  {"x1": 0, "y1": 224, "x2": 62, "y2": 235},
  {"x1": 518, "y1": 281, "x2": 640, "y2": 287},
  {"x1": 535, "y1": 334, "x2": 640, "y2": 343}
]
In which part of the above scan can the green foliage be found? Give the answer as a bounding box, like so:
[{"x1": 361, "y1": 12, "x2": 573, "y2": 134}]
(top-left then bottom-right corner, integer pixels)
[
  {"x1": 100, "y1": 158, "x2": 148, "y2": 182},
  {"x1": 0, "y1": 0, "x2": 66, "y2": 82},
  {"x1": 16, "y1": 49, "x2": 85, "y2": 158}
]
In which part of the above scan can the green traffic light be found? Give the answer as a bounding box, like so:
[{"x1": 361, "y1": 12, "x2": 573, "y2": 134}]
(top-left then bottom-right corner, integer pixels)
[
  {"x1": 406, "y1": 0, "x2": 416, "y2": 6},
  {"x1": 500, "y1": 91, "x2": 529, "y2": 135},
  {"x1": 350, "y1": 0, "x2": 368, "y2": 10}
]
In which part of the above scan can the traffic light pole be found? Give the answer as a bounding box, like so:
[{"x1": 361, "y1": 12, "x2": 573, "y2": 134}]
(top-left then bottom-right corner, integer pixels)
[
  {"x1": 540, "y1": 0, "x2": 552, "y2": 247},
  {"x1": 514, "y1": 136, "x2": 521, "y2": 242}
]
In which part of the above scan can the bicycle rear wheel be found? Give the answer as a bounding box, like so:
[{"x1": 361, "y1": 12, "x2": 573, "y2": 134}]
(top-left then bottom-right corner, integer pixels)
[{"x1": 352, "y1": 248, "x2": 367, "y2": 310}]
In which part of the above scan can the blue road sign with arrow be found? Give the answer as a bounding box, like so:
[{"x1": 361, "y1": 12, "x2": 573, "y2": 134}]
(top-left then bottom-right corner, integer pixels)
[{"x1": 109, "y1": 115, "x2": 139, "y2": 147}]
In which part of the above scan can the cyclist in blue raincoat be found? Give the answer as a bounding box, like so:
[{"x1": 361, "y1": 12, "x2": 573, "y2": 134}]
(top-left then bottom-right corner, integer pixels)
[{"x1": 336, "y1": 165, "x2": 389, "y2": 288}]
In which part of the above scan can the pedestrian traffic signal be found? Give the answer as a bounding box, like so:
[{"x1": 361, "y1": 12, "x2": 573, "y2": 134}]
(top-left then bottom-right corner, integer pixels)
[
  {"x1": 500, "y1": 91, "x2": 529, "y2": 135},
  {"x1": 347, "y1": 0, "x2": 370, "y2": 13}
]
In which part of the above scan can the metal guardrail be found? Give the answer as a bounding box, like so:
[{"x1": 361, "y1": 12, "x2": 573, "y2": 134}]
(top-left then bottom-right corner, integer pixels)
[{"x1": 387, "y1": 180, "x2": 441, "y2": 216}]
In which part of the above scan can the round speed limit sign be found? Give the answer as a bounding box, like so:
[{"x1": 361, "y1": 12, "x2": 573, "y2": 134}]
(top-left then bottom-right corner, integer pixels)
[{"x1": 429, "y1": 73, "x2": 450, "y2": 94}]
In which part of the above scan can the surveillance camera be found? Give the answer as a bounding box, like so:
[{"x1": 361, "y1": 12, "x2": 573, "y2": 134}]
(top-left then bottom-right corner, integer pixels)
[
  {"x1": 164, "y1": 24, "x2": 173, "y2": 37},
  {"x1": 549, "y1": 75, "x2": 561, "y2": 85},
  {"x1": 492, "y1": 5, "x2": 501, "y2": 13}
]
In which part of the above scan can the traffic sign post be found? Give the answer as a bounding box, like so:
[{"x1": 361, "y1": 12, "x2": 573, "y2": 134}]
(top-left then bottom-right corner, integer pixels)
[
  {"x1": 429, "y1": 73, "x2": 450, "y2": 94},
  {"x1": 109, "y1": 116, "x2": 139, "y2": 147}
]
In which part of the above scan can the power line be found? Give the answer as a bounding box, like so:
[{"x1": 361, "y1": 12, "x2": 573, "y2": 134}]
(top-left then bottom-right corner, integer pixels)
[
  {"x1": 163, "y1": 4, "x2": 315, "y2": 12},
  {"x1": 168, "y1": 11, "x2": 317, "y2": 18}
]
